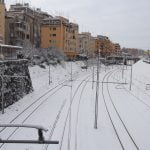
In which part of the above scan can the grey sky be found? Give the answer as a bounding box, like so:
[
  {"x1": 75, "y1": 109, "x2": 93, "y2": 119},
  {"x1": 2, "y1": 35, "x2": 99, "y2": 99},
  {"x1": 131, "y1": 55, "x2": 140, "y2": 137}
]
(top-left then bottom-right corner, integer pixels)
[{"x1": 5, "y1": 0, "x2": 150, "y2": 49}]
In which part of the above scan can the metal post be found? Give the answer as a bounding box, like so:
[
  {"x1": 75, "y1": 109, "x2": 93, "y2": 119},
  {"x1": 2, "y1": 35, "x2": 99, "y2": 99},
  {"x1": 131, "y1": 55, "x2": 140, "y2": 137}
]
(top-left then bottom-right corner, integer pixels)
[
  {"x1": 94, "y1": 49, "x2": 100, "y2": 129},
  {"x1": 86, "y1": 50, "x2": 88, "y2": 71},
  {"x1": 130, "y1": 62, "x2": 133, "y2": 91},
  {"x1": 48, "y1": 19, "x2": 52, "y2": 85},
  {"x1": 92, "y1": 55, "x2": 94, "y2": 89},
  {"x1": 92, "y1": 65, "x2": 94, "y2": 89},
  {"x1": 71, "y1": 61, "x2": 73, "y2": 82},
  {"x1": 122, "y1": 57, "x2": 124, "y2": 79},
  {"x1": 68, "y1": 59, "x2": 73, "y2": 150},
  {"x1": 49, "y1": 63, "x2": 51, "y2": 85},
  {"x1": 105, "y1": 56, "x2": 107, "y2": 72},
  {"x1": 1, "y1": 75, "x2": 4, "y2": 114}
]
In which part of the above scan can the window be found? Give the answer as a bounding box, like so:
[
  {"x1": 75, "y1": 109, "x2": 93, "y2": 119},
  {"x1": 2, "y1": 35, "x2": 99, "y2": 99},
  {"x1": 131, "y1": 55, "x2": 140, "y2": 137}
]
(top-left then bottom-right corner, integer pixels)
[
  {"x1": 26, "y1": 34, "x2": 29, "y2": 39},
  {"x1": 53, "y1": 34, "x2": 56, "y2": 36},
  {"x1": 53, "y1": 27, "x2": 56, "y2": 30}
]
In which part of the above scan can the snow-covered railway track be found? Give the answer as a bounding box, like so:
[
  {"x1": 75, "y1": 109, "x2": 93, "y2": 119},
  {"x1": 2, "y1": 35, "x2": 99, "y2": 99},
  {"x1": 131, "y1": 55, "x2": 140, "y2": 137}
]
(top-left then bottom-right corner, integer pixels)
[
  {"x1": 102, "y1": 69, "x2": 139, "y2": 150},
  {"x1": 59, "y1": 76, "x2": 91, "y2": 150},
  {"x1": 74, "y1": 77, "x2": 90, "y2": 150},
  {"x1": 42, "y1": 99, "x2": 67, "y2": 150},
  {"x1": 112, "y1": 71, "x2": 150, "y2": 111},
  {"x1": 0, "y1": 80, "x2": 67, "y2": 131},
  {"x1": 0, "y1": 81, "x2": 68, "y2": 149}
]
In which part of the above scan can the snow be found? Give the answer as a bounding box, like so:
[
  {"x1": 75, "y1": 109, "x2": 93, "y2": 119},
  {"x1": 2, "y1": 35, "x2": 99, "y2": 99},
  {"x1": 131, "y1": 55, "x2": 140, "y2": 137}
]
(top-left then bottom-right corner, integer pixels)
[{"x1": 0, "y1": 60, "x2": 150, "y2": 150}]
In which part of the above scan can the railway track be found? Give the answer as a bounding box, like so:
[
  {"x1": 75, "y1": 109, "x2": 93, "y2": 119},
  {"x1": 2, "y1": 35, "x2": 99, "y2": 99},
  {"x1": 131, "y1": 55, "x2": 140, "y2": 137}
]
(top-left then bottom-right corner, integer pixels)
[
  {"x1": 59, "y1": 67, "x2": 110, "y2": 150},
  {"x1": 59, "y1": 76, "x2": 91, "y2": 150},
  {"x1": 0, "y1": 80, "x2": 67, "y2": 132},
  {"x1": 42, "y1": 99, "x2": 67, "y2": 150},
  {"x1": 0, "y1": 71, "x2": 94, "y2": 150},
  {"x1": 102, "y1": 70, "x2": 125, "y2": 150},
  {"x1": 74, "y1": 77, "x2": 90, "y2": 150},
  {"x1": 39, "y1": 74, "x2": 92, "y2": 150},
  {"x1": 0, "y1": 61, "x2": 98, "y2": 150},
  {"x1": 112, "y1": 71, "x2": 150, "y2": 110},
  {"x1": 60, "y1": 68, "x2": 117, "y2": 150},
  {"x1": 102, "y1": 69, "x2": 139, "y2": 150}
]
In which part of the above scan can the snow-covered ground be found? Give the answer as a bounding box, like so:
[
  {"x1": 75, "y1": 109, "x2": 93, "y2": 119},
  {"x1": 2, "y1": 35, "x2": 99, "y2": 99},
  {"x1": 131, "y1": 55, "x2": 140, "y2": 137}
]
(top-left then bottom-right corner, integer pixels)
[{"x1": 0, "y1": 60, "x2": 150, "y2": 150}]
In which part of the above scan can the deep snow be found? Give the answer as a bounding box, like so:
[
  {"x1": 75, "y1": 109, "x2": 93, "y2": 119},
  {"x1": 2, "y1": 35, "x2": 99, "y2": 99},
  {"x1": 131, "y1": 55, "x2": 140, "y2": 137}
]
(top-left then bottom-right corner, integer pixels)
[{"x1": 0, "y1": 60, "x2": 150, "y2": 150}]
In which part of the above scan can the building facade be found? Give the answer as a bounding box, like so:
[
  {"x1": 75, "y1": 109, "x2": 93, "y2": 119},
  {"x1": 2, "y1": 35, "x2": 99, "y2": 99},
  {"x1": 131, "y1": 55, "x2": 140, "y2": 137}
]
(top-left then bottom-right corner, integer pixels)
[
  {"x1": 95, "y1": 35, "x2": 114, "y2": 57},
  {"x1": 0, "y1": 0, "x2": 5, "y2": 43},
  {"x1": 5, "y1": 3, "x2": 51, "y2": 47},
  {"x1": 41, "y1": 16, "x2": 79, "y2": 58},
  {"x1": 78, "y1": 32, "x2": 96, "y2": 56},
  {"x1": 90, "y1": 36, "x2": 97, "y2": 56},
  {"x1": 114, "y1": 43, "x2": 121, "y2": 55}
]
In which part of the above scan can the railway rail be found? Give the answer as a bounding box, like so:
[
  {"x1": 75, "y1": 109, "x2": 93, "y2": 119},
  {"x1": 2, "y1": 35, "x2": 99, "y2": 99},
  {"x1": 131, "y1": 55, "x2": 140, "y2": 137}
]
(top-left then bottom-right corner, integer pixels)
[
  {"x1": 0, "y1": 83, "x2": 67, "y2": 149},
  {"x1": 102, "y1": 69, "x2": 139, "y2": 150},
  {"x1": 74, "y1": 77, "x2": 90, "y2": 150},
  {"x1": 112, "y1": 71, "x2": 150, "y2": 110},
  {"x1": 59, "y1": 76, "x2": 91, "y2": 150}
]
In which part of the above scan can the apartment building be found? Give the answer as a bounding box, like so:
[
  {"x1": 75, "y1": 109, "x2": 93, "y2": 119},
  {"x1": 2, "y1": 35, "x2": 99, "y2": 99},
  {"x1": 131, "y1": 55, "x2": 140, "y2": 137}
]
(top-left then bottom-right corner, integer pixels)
[
  {"x1": 41, "y1": 16, "x2": 79, "y2": 58},
  {"x1": 90, "y1": 36, "x2": 97, "y2": 56},
  {"x1": 0, "y1": 0, "x2": 5, "y2": 43},
  {"x1": 78, "y1": 32, "x2": 91, "y2": 54},
  {"x1": 114, "y1": 43, "x2": 121, "y2": 55},
  {"x1": 95, "y1": 35, "x2": 114, "y2": 57},
  {"x1": 5, "y1": 3, "x2": 51, "y2": 47}
]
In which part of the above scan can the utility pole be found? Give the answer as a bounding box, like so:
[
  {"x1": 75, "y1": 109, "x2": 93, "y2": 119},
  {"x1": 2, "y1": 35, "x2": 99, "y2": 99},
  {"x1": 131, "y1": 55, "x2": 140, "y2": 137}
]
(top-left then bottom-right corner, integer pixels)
[
  {"x1": 105, "y1": 56, "x2": 107, "y2": 72},
  {"x1": 94, "y1": 49, "x2": 100, "y2": 129},
  {"x1": 122, "y1": 56, "x2": 125, "y2": 79},
  {"x1": 47, "y1": 48, "x2": 51, "y2": 85},
  {"x1": 47, "y1": 17, "x2": 53, "y2": 85},
  {"x1": 92, "y1": 65, "x2": 94, "y2": 89},
  {"x1": 92, "y1": 54, "x2": 94, "y2": 89},
  {"x1": 70, "y1": 60, "x2": 73, "y2": 82},
  {"x1": 68, "y1": 58, "x2": 73, "y2": 150},
  {"x1": 129, "y1": 58, "x2": 133, "y2": 91},
  {"x1": 49, "y1": 62, "x2": 51, "y2": 85}
]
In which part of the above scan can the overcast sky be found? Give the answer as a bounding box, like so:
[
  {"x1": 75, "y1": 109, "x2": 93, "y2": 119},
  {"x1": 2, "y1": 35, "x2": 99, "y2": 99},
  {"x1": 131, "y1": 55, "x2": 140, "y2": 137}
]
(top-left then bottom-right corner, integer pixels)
[{"x1": 5, "y1": 0, "x2": 150, "y2": 50}]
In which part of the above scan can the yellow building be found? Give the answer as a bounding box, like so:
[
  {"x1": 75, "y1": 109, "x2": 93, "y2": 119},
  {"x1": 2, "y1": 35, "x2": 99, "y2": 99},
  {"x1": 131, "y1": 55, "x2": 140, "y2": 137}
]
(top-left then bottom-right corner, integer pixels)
[
  {"x1": 0, "y1": 0, "x2": 5, "y2": 43},
  {"x1": 41, "y1": 16, "x2": 79, "y2": 58}
]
